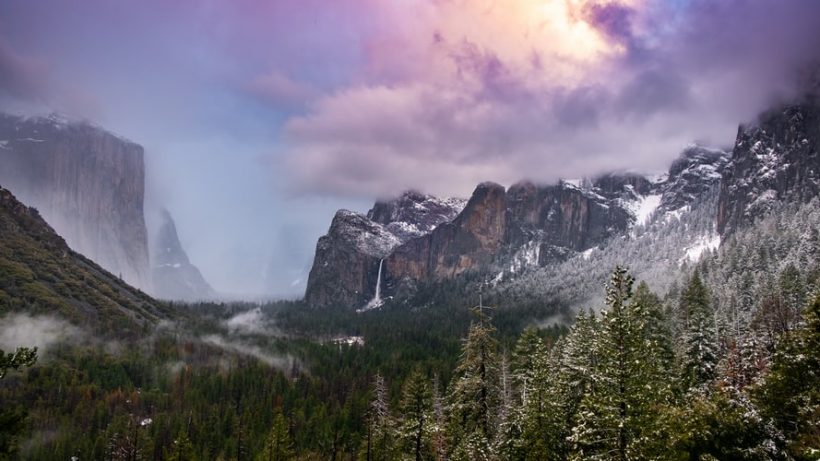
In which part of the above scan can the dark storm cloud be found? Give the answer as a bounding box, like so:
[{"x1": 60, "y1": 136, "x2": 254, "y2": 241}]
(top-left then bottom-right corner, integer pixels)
[
  {"x1": 582, "y1": 2, "x2": 635, "y2": 45},
  {"x1": 283, "y1": 0, "x2": 820, "y2": 199}
]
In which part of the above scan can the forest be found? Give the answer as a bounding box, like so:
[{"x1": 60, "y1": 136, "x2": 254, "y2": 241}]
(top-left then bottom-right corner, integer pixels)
[{"x1": 1, "y1": 259, "x2": 819, "y2": 460}]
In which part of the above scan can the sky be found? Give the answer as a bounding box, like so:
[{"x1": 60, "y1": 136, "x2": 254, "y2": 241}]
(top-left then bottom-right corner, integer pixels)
[{"x1": 1, "y1": 0, "x2": 819, "y2": 298}]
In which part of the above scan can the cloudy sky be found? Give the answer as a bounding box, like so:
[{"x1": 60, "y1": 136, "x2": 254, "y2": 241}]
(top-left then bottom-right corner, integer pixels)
[{"x1": 1, "y1": 0, "x2": 819, "y2": 298}]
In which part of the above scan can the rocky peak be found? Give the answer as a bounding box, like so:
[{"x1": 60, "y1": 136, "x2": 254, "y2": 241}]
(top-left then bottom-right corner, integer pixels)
[
  {"x1": 152, "y1": 209, "x2": 215, "y2": 301},
  {"x1": 367, "y1": 190, "x2": 466, "y2": 242},
  {"x1": 329, "y1": 210, "x2": 401, "y2": 258},
  {"x1": 0, "y1": 112, "x2": 150, "y2": 289},
  {"x1": 305, "y1": 189, "x2": 469, "y2": 308},
  {"x1": 658, "y1": 145, "x2": 729, "y2": 214},
  {"x1": 454, "y1": 182, "x2": 507, "y2": 250},
  {"x1": 593, "y1": 173, "x2": 653, "y2": 199},
  {"x1": 718, "y1": 98, "x2": 820, "y2": 235}
]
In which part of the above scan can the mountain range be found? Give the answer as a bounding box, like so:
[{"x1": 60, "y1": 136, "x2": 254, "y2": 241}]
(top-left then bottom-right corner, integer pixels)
[{"x1": 305, "y1": 95, "x2": 820, "y2": 310}]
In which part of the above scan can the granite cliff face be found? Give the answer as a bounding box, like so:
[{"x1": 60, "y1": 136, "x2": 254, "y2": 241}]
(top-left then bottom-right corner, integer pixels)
[
  {"x1": 661, "y1": 145, "x2": 730, "y2": 213},
  {"x1": 718, "y1": 99, "x2": 820, "y2": 236},
  {"x1": 305, "y1": 144, "x2": 733, "y2": 309},
  {"x1": 304, "y1": 192, "x2": 467, "y2": 308},
  {"x1": 386, "y1": 182, "x2": 507, "y2": 286},
  {"x1": 367, "y1": 191, "x2": 466, "y2": 242},
  {"x1": 0, "y1": 113, "x2": 150, "y2": 289},
  {"x1": 305, "y1": 95, "x2": 820, "y2": 311},
  {"x1": 152, "y1": 210, "x2": 215, "y2": 301}
]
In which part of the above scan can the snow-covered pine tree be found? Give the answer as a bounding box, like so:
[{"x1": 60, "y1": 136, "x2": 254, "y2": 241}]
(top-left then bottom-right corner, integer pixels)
[
  {"x1": 430, "y1": 375, "x2": 447, "y2": 461},
  {"x1": 447, "y1": 305, "x2": 501, "y2": 461},
  {"x1": 397, "y1": 368, "x2": 433, "y2": 461},
  {"x1": 679, "y1": 270, "x2": 720, "y2": 394},
  {"x1": 754, "y1": 292, "x2": 820, "y2": 457},
  {"x1": 569, "y1": 267, "x2": 672, "y2": 460},
  {"x1": 494, "y1": 352, "x2": 524, "y2": 461}
]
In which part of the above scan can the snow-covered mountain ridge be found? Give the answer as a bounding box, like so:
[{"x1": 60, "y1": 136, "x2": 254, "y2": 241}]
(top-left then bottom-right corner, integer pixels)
[
  {"x1": 305, "y1": 144, "x2": 730, "y2": 309},
  {"x1": 306, "y1": 96, "x2": 820, "y2": 311}
]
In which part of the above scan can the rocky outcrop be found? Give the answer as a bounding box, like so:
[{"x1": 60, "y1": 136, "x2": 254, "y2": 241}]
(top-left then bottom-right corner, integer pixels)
[
  {"x1": 718, "y1": 99, "x2": 820, "y2": 235},
  {"x1": 367, "y1": 191, "x2": 466, "y2": 242},
  {"x1": 152, "y1": 210, "x2": 215, "y2": 301},
  {"x1": 306, "y1": 179, "x2": 644, "y2": 308},
  {"x1": 386, "y1": 182, "x2": 507, "y2": 284},
  {"x1": 0, "y1": 113, "x2": 150, "y2": 289},
  {"x1": 505, "y1": 181, "x2": 632, "y2": 255},
  {"x1": 304, "y1": 210, "x2": 399, "y2": 308},
  {"x1": 661, "y1": 145, "x2": 730, "y2": 213},
  {"x1": 304, "y1": 192, "x2": 467, "y2": 308}
]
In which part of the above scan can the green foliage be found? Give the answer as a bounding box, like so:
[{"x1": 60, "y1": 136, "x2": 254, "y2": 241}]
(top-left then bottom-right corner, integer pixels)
[
  {"x1": 1, "y1": 261, "x2": 817, "y2": 460},
  {"x1": 755, "y1": 292, "x2": 820, "y2": 459},
  {"x1": 658, "y1": 388, "x2": 785, "y2": 460},
  {"x1": 680, "y1": 272, "x2": 719, "y2": 393},
  {"x1": 257, "y1": 412, "x2": 294, "y2": 461},
  {"x1": 446, "y1": 307, "x2": 501, "y2": 459},
  {"x1": 569, "y1": 267, "x2": 673, "y2": 460},
  {"x1": 397, "y1": 368, "x2": 433, "y2": 461},
  {"x1": 0, "y1": 347, "x2": 36, "y2": 379}
]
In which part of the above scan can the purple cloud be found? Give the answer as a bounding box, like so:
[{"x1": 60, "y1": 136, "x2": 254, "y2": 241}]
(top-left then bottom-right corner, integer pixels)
[
  {"x1": 278, "y1": 0, "x2": 820, "y2": 199},
  {"x1": 245, "y1": 69, "x2": 319, "y2": 110},
  {"x1": 0, "y1": 36, "x2": 47, "y2": 100}
]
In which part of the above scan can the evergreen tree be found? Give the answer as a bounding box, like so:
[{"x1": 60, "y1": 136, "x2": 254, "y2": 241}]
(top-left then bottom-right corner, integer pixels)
[
  {"x1": 680, "y1": 270, "x2": 710, "y2": 324},
  {"x1": 0, "y1": 346, "x2": 37, "y2": 379},
  {"x1": 447, "y1": 306, "x2": 500, "y2": 460},
  {"x1": 0, "y1": 345, "x2": 36, "y2": 458},
  {"x1": 755, "y1": 292, "x2": 820, "y2": 458},
  {"x1": 168, "y1": 429, "x2": 196, "y2": 461},
  {"x1": 569, "y1": 267, "x2": 672, "y2": 460},
  {"x1": 680, "y1": 271, "x2": 719, "y2": 393},
  {"x1": 360, "y1": 373, "x2": 395, "y2": 461},
  {"x1": 397, "y1": 368, "x2": 433, "y2": 461},
  {"x1": 257, "y1": 412, "x2": 295, "y2": 461},
  {"x1": 662, "y1": 388, "x2": 786, "y2": 460},
  {"x1": 495, "y1": 352, "x2": 523, "y2": 461},
  {"x1": 430, "y1": 375, "x2": 447, "y2": 461}
]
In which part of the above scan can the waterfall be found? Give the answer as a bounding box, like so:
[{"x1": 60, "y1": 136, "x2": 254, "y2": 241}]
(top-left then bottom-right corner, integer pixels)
[{"x1": 359, "y1": 259, "x2": 385, "y2": 312}]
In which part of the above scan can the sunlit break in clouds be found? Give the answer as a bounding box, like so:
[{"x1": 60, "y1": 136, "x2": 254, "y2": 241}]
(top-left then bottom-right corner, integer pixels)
[{"x1": 1, "y1": 0, "x2": 820, "y2": 297}]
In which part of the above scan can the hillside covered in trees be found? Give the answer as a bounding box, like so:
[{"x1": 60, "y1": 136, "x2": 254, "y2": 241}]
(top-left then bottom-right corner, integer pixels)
[{"x1": 2, "y1": 258, "x2": 819, "y2": 459}]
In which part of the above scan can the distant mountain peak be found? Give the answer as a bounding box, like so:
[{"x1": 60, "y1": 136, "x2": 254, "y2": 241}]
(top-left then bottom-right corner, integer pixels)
[{"x1": 151, "y1": 209, "x2": 215, "y2": 301}]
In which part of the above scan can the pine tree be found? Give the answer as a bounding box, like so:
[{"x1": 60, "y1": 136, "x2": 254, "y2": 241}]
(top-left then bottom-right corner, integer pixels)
[
  {"x1": 430, "y1": 375, "x2": 447, "y2": 461},
  {"x1": 495, "y1": 352, "x2": 523, "y2": 461},
  {"x1": 680, "y1": 270, "x2": 710, "y2": 324},
  {"x1": 754, "y1": 292, "x2": 820, "y2": 458},
  {"x1": 257, "y1": 412, "x2": 295, "y2": 461},
  {"x1": 397, "y1": 368, "x2": 433, "y2": 461},
  {"x1": 447, "y1": 306, "x2": 500, "y2": 460},
  {"x1": 360, "y1": 373, "x2": 395, "y2": 461},
  {"x1": 679, "y1": 271, "x2": 719, "y2": 393},
  {"x1": 168, "y1": 429, "x2": 196, "y2": 461},
  {"x1": 569, "y1": 267, "x2": 672, "y2": 460}
]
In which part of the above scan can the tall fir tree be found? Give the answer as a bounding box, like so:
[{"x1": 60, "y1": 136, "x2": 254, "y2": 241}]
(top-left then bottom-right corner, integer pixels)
[
  {"x1": 257, "y1": 412, "x2": 295, "y2": 461},
  {"x1": 397, "y1": 368, "x2": 433, "y2": 461},
  {"x1": 447, "y1": 305, "x2": 500, "y2": 461},
  {"x1": 360, "y1": 373, "x2": 395, "y2": 461},
  {"x1": 569, "y1": 267, "x2": 672, "y2": 460},
  {"x1": 679, "y1": 271, "x2": 719, "y2": 393},
  {"x1": 755, "y1": 292, "x2": 820, "y2": 458}
]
